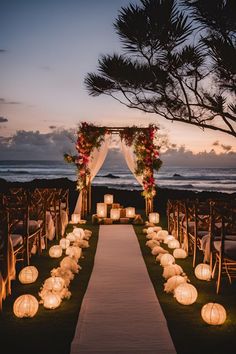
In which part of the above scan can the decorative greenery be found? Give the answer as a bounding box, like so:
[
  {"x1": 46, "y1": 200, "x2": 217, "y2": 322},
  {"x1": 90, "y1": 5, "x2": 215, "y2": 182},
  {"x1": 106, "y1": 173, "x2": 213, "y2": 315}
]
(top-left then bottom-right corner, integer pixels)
[
  {"x1": 64, "y1": 122, "x2": 108, "y2": 191},
  {"x1": 120, "y1": 124, "x2": 162, "y2": 199}
]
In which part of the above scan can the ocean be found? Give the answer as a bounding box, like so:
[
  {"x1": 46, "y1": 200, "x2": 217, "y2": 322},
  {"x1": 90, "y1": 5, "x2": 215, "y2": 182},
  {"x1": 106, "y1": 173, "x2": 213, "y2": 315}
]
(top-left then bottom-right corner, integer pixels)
[{"x1": 0, "y1": 160, "x2": 235, "y2": 194}]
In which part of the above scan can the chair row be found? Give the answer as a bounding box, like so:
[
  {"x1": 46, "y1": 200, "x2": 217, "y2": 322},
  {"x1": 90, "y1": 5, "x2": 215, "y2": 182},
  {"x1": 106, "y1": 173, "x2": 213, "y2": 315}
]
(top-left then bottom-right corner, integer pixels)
[
  {"x1": 0, "y1": 187, "x2": 69, "y2": 310},
  {"x1": 167, "y1": 198, "x2": 236, "y2": 293}
]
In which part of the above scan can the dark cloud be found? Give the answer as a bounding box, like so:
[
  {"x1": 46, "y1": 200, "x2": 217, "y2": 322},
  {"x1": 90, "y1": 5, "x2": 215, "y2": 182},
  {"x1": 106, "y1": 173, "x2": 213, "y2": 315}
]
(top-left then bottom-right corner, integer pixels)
[
  {"x1": 49, "y1": 125, "x2": 57, "y2": 129},
  {"x1": 221, "y1": 144, "x2": 232, "y2": 151},
  {"x1": 0, "y1": 98, "x2": 22, "y2": 105},
  {"x1": 0, "y1": 49, "x2": 7, "y2": 53},
  {"x1": 213, "y1": 141, "x2": 219, "y2": 146},
  {"x1": 0, "y1": 117, "x2": 8, "y2": 123}
]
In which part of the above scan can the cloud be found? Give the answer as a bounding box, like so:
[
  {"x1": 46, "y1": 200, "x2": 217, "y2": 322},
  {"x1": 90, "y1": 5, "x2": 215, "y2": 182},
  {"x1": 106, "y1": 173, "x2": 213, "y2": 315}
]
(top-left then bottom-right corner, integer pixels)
[
  {"x1": 213, "y1": 140, "x2": 219, "y2": 146},
  {"x1": 0, "y1": 98, "x2": 22, "y2": 105},
  {"x1": 0, "y1": 49, "x2": 7, "y2": 53},
  {"x1": 0, "y1": 117, "x2": 8, "y2": 123},
  {"x1": 49, "y1": 125, "x2": 57, "y2": 129},
  {"x1": 40, "y1": 65, "x2": 52, "y2": 71},
  {"x1": 221, "y1": 144, "x2": 232, "y2": 152},
  {"x1": 0, "y1": 129, "x2": 76, "y2": 160}
]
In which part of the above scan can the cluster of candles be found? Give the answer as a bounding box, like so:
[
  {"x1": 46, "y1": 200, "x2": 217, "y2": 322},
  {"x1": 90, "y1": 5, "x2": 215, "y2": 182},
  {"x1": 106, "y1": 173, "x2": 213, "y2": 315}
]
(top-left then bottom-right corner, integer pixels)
[{"x1": 96, "y1": 194, "x2": 136, "y2": 220}]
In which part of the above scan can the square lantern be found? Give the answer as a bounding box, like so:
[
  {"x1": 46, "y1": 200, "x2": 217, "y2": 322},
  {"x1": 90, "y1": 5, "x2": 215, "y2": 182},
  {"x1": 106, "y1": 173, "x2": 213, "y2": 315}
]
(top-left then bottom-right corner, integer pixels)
[
  {"x1": 126, "y1": 207, "x2": 136, "y2": 218},
  {"x1": 104, "y1": 194, "x2": 114, "y2": 204},
  {"x1": 71, "y1": 213, "x2": 81, "y2": 224},
  {"x1": 96, "y1": 203, "x2": 107, "y2": 218},
  {"x1": 110, "y1": 208, "x2": 120, "y2": 220},
  {"x1": 149, "y1": 212, "x2": 160, "y2": 224}
]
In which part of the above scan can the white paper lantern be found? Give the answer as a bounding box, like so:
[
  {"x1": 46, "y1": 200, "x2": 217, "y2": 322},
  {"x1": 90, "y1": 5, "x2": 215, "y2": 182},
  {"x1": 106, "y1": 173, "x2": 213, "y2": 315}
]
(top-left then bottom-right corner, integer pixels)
[
  {"x1": 73, "y1": 227, "x2": 85, "y2": 240},
  {"x1": 173, "y1": 248, "x2": 187, "y2": 259},
  {"x1": 194, "y1": 263, "x2": 212, "y2": 281},
  {"x1": 174, "y1": 283, "x2": 198, "y2": 305},
  {"x1": 201, "y1": 303, "x2": 227, "y2": 325},
  {"x1": 44, "y1": 276, "x2": 65, "y2": 292},
  {"x1": 49, "y1": 245, "x2": 63, "y2": 258},
  {"x1": 60, "y1": 256, "x2": 80, "y2": 273},
  {"x1": 156, "y1": 230, "x2": 169, "y2": 240},
  {"x1": 164, "y1": 275, "x2": 187, "y2": 293},
  {"x1": 104, "y1": 194, "x2": 113, "y2": 204},
  {"x1": 71, "y1": 213, "x2": 80, "y2": 224},
  {"x1": 151, "y1": 246, "x2": 168, "y2": 256},
  {"x1": 110, "y1": 208, "x2": 120, "y2": 220},
  {"x1": 156, "y1": 254, "x2": 164, "y2": 263},
  {"x1": 168, "y1": 239, "x2": 180, "y2": 249},
  {"x1": 66, "y1": 232, "x2": 76, "y2": 242},
  {"x1": 147, "y1": 227, "x2": 155, "y2": 234},
  {"x1": 146, "y1": 240, "x2": 160, "y2": 249},
  {"x1": 96, "y1": 203, "x2": 107, "y2": 217},
  {"x1": 13, "y1": 294, "x2": 39, "y2": 318},
  {"x1": 43, "y1": 293, "x2": 61, "y2": 309},
  {"x1": 18, "y1": 266, "x2": 39, "y2": 284},
  {"x1": 146, "y1": 232, "x2": 157, "y2": 240},
  {"x1": 66, "y1": 246, "x2": 82, "y2": 260},
  {"x1": 163, "y1": 235, "x2": 175, "y2": 244},
  {"x1": 126, "y1": 207, "x2": 135, "y2": 218},
  {"x1": 59, "y1": 238, "x2": 70, "y2": 250},
  {"x1": 160, "y1": 254, "x2": 175, "y2": 267},
  {"x1": 149, "y1": 212, "x2": 159, "y2": 224},
  {"x1": 153, "y1": 226, "x2": 162, "y2": 232},
  {"x1": 163, "y1": 264, "x2": 184, "y2": 279}
]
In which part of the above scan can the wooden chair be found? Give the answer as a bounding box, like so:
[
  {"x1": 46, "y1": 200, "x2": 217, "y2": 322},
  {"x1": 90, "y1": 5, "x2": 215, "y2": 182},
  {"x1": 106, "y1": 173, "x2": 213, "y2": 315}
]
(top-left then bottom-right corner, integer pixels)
[
  {"x1": 211, "y1": 204, "x2": 236, "y2": 293},
  {"x1": 167, "y1": 199, "x2": 179, "y2": 238}
]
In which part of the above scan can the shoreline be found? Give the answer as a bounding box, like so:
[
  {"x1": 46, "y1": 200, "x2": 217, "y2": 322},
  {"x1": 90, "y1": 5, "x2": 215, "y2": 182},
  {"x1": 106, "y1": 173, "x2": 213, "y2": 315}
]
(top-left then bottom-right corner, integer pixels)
[{"x1": 0, "y1": 177, "x2": 235, "y2": 216}]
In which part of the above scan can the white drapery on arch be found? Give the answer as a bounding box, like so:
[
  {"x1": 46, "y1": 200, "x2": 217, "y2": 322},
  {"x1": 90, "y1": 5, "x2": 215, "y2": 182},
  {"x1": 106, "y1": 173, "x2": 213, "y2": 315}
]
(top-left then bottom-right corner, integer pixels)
[
  {"x1": 120, "y1": 139, "x2": 143, "y2": 187},
  {"x1": 73, "y1": 134, "x2": 111, "y2": 214}
]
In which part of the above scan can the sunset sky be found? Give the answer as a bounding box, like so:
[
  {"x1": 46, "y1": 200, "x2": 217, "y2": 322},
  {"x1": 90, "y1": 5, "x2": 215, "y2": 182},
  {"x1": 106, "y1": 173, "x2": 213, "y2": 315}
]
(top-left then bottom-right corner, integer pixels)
[{"x1": 0, "y1": 0, "x2": 235, "y2": 165}]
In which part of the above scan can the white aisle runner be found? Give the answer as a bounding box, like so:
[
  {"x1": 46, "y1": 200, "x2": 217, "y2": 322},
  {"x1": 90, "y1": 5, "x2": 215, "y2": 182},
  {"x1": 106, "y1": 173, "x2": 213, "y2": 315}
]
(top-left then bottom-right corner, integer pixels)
[{"x1": 70, "y1": 225, "x2": 176, "y2": 354}]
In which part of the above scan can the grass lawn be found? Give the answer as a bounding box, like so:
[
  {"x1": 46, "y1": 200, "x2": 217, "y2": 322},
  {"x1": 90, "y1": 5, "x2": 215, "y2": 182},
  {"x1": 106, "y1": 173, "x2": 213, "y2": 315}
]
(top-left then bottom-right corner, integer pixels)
[{"x1": 1, "y1": 218, "x2": 236, "y2": 354}]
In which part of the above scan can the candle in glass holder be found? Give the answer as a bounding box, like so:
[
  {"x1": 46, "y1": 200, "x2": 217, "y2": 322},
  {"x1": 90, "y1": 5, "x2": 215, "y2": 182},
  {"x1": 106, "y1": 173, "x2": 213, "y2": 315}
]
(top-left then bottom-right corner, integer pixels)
[
  {"x1": 97, "y1": 203, "x2": 107, "y2": 218},
  {"x1": 149, "y1": 212, "x2": 159, "y2": 224},
  {"x1": 126, "y1": 207, "x2": 135, "y2": 218},
  {"x1": 71, "y1": 213, "x2": 80, "y2": 224},
  {"x1": 110, "y1": 208, "x2": 120, "y2": 220},
  {"x1": 104, "y1": 194, "x2": 114, "y2": 204}
]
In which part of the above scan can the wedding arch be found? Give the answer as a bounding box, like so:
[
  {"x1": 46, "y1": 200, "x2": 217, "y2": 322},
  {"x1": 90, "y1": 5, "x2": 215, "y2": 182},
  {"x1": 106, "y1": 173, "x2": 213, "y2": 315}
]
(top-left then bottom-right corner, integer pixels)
[{"x1": 64, "y1": 122, "x2": 162, "y2": 218}]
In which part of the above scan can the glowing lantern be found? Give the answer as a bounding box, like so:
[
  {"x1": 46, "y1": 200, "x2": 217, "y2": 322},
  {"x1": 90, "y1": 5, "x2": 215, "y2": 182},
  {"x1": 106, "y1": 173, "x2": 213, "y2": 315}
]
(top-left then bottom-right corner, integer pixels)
[
  {"x1": 156, "y1": 254, "x2": 164, "y2": 263},
  {"x1": 149, "y1": 212, "x2": 159, "y2": 224},
  {"x1": 126, "y1": 207, "x2": 135, "y2": 218},
  {"x1": 73, "y1": 228, "x2": 85, "y2": 240},
  {"x1": 71, "y1": 213, "x2": 80, "y2": 224},
  {"x1": 59, "y1": 238, "x2": 70, "y2": 250},
  {"x1": 110, "y1": 208, "x2": 120, "y2": 220},
  {"x1": 104, "y1": 194, "x2": 113, "y2": 204},
  {"x1": 173, "y1": 248, "x2": 187, "y2": 259},
  {"x1": 174, "y1": 283, "x2": 198, "y2": 305},
  {"x1": 13, "y1": 294, "x2": 39, "y2": 318},
  {"x1": 147, "y1": 227, "x2": 155, "y2": 234},
  {"x1": 164, "y1": 275, "x2": 187, "y2": 293},
  {"x1": 18, "y1": 266, "x2": 38, "y2": 284},
  {"x1": 66, "y1": 232, "x2": 76, "y2": 242},
  {"x1": 156, "y1": 230, "x2": 168, "y2": 241},
  {"x1": 160, "y1": 254, "x2": 175, "y2": 267},
  {"x1": 168, "y1": 239, "x2": 180, "y2": 249},
  {"x1": 164, "y1": 235, "x2": 175, "y2": 244},
  {"x1": 194, "y1": 263, "x2": 212, "y2": 281},
  {"x1": 146, "y1": 240, "x2": 160, "y2": 249},
  {"x1": 146, "y1": 232, "x2": 157, "y2": 240},
  {"x1": 66, "y1": 246, "x2": 82, "y2": 260},
  {"x1": 163, "y1": 264, "x2": 183, "y2": 280},
  {"x1": 201, "y1": 303, "x2": 227, "y2": 325},
  {"x1": 96, "y1": 203, "x2": 107, "y2": 218},
  {"x1": 44, "y1": 276, "x2": 65, "y2": 292},
  {"x1": 151, "y1": 246, "x2": 168, "y2": 256},
  {"x1": 49, "y1": 245, "x2": 62, "y2": 258},
  {"x1": 60, "y1": 256, "x2": 80, "y2": 273},
  {"x1": 153, "y1": 226, "x2": 162, "y2": 232},
  {"x1": 43, "y1": 293, "x2": 61, "y2": 309}
]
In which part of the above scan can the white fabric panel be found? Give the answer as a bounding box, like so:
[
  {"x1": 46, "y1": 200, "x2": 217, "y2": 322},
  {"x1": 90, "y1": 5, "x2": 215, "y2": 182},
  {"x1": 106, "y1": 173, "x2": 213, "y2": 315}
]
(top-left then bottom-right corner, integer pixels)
[{"x1": 120, "y1": 139, "x2": 143, "y2": 186}]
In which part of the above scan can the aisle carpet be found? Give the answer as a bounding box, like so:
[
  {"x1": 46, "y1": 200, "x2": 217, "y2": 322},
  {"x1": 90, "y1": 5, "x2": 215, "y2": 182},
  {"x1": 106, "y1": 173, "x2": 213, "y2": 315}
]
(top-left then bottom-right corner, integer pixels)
[{"x1": 70, "y1": 225, "x2": 176, "y2": 354}]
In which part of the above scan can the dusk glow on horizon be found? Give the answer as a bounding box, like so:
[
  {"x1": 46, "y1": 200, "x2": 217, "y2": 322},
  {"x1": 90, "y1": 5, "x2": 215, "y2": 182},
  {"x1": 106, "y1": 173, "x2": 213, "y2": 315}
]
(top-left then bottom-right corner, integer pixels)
[{"x1": 0, "y1": 0, "x2": 235, "y2": 164}]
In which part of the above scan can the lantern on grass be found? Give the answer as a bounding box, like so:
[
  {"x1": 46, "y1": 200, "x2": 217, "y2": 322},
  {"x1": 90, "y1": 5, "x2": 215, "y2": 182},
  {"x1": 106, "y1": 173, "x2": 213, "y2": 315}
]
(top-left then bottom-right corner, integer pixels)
[
  {"x1": 43, "y1": 293, "x2": 61, "y2": 309},
  {"x1": 44, "y1": 277, "x2": 65, "y2": 292},
  {"x1": 60, "y1": 256, "x2": 80, "y2": 273},
  {"x1": 66, "y1": 232, "x2": 76, "y2": 242},
  {"x1": 96, "y1": 203, "x2": 107, "y2": 218},
  {"x1": 104, "y1": 194, "x2": 113, "y2": 204},
  {"x1": 174, "y1": 283, "x2": 198, "y2": 305},
  {"x1": 49, "y1": 245, "x2": 62, "y2": 258},
  {"x1": 59, "y1": 238, "x2": 70, "y2": 250},
  {"x1": 201, "y1": 303, "x2": 227, "y2": 325},
  {"x1": 66, "y1": 246, "x2": 82, "y2": 260},
  {"x1": 156, "y1": 230, "x2": 168, "y2": 241},
  {"x1": 13, "y1": 294, "x2": 39, "y2": 318},
  {"x1": 173, "y1": 248, "x2": 187, "y2": 259},
  {"x1": 164, "y1": 275, "x2": 187, "y2": 294},
  {"x1": 194, "y1": 263, "x2": 212, "y2": 281},
  {"x1": 71, "y1": 213, "x2": 80, "y2": 224},
  {"x1": 126, "y1": 207, "x2": 135, "y2": 218},
  {"x1": 168, "y1": 239, "x2": 180, "y2": 249},
  {"x1": 110, "y1": 208, "x2": 120, "y2": 220},
  {"x1": 73, "y1": 228, "x2": 85, "y2": 240},
  {"x1": 160, "y1": 254, "x2": 175, "y2": 267},
  {"x1": 18, "y1": 266, "x2": 38, "y2": 284},
  {"x1": 163, "y1": 235, "x2": 175, "y2": 244},
  {"x1": 149, "y1": 212, "x2": 159, "y2": 224},
  {"x1": 163, "y1": 264, "x2": 183, "y2": 280}
]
